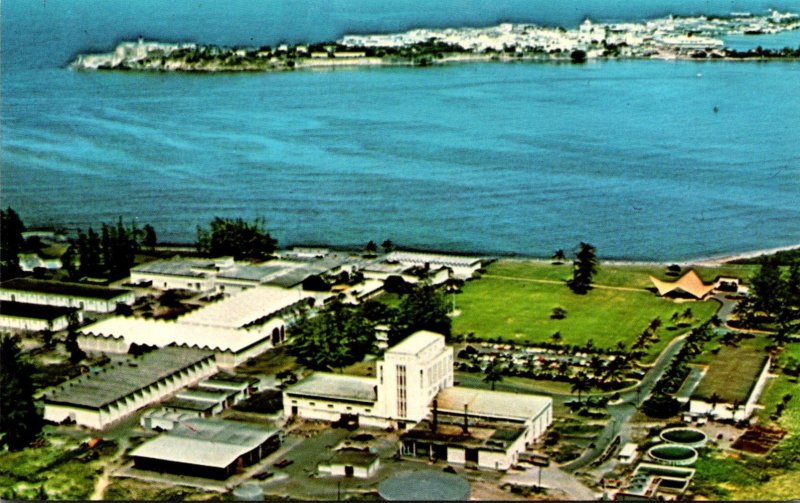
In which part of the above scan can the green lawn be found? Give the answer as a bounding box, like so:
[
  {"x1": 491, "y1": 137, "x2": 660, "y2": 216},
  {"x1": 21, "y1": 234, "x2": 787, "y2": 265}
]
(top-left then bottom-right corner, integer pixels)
[
  {"x1": 482, "y1": 260, "x2": 756, "y2": 289},
  {"x1": 453, "y1": 261, "x2": 720, "y2": 360}
]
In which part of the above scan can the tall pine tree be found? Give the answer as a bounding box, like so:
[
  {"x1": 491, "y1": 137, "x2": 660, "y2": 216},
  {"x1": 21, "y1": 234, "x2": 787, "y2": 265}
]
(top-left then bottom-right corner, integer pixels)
[{"x1": 0, "y1": 335, "x2": 43, "y2": 450}]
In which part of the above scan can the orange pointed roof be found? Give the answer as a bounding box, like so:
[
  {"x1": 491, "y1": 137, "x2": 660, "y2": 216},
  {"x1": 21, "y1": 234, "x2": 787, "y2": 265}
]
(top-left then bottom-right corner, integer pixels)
[{"x1": 649, "y1": 269, "x2": 715, "y2": 299}]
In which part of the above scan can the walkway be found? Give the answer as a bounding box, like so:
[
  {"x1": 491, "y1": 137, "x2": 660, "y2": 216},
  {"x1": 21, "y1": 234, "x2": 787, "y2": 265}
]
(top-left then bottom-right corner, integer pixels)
[{"x1": 483, "y1": 274, "x2": 648, "y2": 293}]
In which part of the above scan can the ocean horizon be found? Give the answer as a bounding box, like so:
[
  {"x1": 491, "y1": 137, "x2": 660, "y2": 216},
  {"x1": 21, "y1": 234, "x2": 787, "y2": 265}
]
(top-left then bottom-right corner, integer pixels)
[{"x1": 2, "y1": 1, "x2": 799, "y2": 261}]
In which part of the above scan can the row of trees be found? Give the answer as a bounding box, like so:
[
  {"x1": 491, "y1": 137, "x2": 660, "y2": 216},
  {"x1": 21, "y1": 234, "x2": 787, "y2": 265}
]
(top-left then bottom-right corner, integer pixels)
[
  {"x1": 64, "y1": 219, "x2": 156, "y2": 279},
  {"x1": 734, "y1": 256, "x2": 800, "y2": 344},
  {"x1": 0, "y1": 208, "x2": 26, "y2": 279},
  {"x1": 288, "y1": 282, "x2": 451, "y2": 371},
  {"x1": 0, "y1": 335, "x2": 42, "y2": 451},
  {"x1": 364, "y1": 240, "x2": 395, "y2": 255},
  {"x1": 196, "y1": 217, "x2": 277, "y2": 260}
]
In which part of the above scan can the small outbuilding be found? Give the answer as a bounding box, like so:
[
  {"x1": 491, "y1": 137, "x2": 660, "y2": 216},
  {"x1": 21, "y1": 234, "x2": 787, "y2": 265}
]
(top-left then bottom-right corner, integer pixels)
[
  {"x1": 129, "y1": 418, "x2": 281, "y2": 480},
  {"x1": 318, "y1": 448, "x2": 380, "y2": 478}
]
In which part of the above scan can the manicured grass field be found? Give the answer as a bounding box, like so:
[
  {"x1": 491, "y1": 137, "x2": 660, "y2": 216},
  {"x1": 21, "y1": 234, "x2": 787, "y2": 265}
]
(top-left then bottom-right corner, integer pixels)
[
  {"x1": 484, "y1": 260, "x2": 756, "y2": 289},
  {"x1": 452, "y1": 260, "x2": 720, "y2": 360},
  {"x1": 691, "y1": 340, "x2": 770, "y2": 403}
]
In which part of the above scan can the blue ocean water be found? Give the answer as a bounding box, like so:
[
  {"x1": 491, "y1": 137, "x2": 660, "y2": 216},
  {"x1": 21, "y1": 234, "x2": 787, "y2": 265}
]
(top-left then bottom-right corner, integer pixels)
[{"x1": 2, "y1": 1, "x2": 799, "y2": 260}]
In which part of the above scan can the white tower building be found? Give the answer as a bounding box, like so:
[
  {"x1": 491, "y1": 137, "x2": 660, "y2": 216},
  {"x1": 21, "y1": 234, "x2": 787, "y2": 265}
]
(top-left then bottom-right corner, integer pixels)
[{"x1": 376, "y1": 330, "x2": 453, "y2": 426}]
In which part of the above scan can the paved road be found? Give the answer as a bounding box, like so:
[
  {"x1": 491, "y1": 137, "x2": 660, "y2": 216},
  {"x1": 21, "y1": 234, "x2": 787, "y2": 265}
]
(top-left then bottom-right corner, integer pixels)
[
  {"x1": 501, "y1": 464, "x2": 596, "y2": 500},
  {"x1": 561, "y1": 332, "x2": 690, "y2": 472}
]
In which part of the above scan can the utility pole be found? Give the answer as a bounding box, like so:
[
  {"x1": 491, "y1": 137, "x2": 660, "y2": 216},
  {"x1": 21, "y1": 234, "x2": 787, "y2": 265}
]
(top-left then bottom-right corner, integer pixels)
[{"x1": 538, "y1": 464, "x2": 542, "y2": 490}]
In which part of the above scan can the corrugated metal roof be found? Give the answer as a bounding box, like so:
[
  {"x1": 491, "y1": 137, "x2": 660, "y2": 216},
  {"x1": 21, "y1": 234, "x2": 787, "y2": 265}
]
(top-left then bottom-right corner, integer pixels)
[
  {"x1": 285, "y1": 373, "x2": 377, "y2": 403},
  {"x1": 44, "y1": 347, "x2": 214, "y2": 409}
]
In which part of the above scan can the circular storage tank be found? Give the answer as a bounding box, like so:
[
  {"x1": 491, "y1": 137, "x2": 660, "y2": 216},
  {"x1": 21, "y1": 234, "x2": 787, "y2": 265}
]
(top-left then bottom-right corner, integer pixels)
[
  {"x1": 660, "y1": 427, "x2": 707, "y2": 448},
  {"x1": 232, "y1": 483, "x2": 264, "y2": 501},
  {"x1": 379, "y1": 470, "x2": 470, "y2": 501},
  {"x1": 647, "y1": 445, "x2": 698, "y2": 466}
]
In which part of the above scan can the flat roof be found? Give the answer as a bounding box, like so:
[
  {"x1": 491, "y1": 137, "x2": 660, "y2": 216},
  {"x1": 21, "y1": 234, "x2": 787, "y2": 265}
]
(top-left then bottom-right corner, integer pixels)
[
  {"x1": 328, "y1": 448, "x2": 379, "y2": 466},
  {"x1": 79, "y1": 316, "x2": 269, "y2": 354},
  {"x1": 44, "y1": 347, "x2": 214, "y2": 409},
  {"x1": 178, "y1": 286, "x2": 309, "y2": 328},
  {"x1": 130, "y1": 434, "x2": 253, "y2": 469},
  {"x1": 130, "y1": 258, "x2": 213, "y2": 278},
  {"x1": 285, "y1": 373, "x2": 377, "y2": 404},
  {"x1": 217, "y1": 264, "x2": 286, "y2": 282},
  {"x1": 435, "y1": 386, "x2": 551, "y2": 422},
  {"x1": 264, "y1": 267, "x2": 327, "y2": 288},
  {"x1": 402, "y1": 420, "x2": 524, "y2": 450},
  {"x1": 171, "y1": 418, "x2": 278, "y2": 446},
  {"x1": 386, "y1": 330, "x2": 443, "y2": 356},
  {"x1": 0, "y1": 278, "x2": 132, "y2": 301},
  {"x1": 0, "y1": 301, "x2": 77, "y2": 320}
]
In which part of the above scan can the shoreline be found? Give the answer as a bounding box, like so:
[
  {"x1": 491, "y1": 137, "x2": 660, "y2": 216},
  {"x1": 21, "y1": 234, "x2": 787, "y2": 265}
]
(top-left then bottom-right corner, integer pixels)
[{"x1": 154, "y1": 242, "x2": 800, "y2": 267}]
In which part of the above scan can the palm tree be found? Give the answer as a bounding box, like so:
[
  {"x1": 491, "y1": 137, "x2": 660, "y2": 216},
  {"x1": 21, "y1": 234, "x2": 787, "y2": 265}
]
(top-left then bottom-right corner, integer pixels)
[
  {"x1": 708, "y1": 392, "x2": 721, "y2": 418},
  {"x1": 648, "y1": 317, "x2": 663, "y2": 332},
  {"x1": 552, "y1": 249, "x2": 567, "y2": 264},
  {"x1": 589, "y1": 355, "x2": 605, "y2": 376},
  {"x1": 729, "y1": 399, "x2": 743, "y2": 419},
  {"x1": 570, "y1": 372, "x2": 591, "y2": 403},
  {"x1": 602, "y1": 366, "x2": 627, "y2": 389}
]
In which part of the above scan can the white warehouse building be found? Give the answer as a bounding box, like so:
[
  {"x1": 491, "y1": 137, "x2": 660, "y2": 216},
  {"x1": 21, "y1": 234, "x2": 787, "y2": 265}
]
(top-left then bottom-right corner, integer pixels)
[{"x1": 43, "y1": 347, "x2": 217, "y2": 429}]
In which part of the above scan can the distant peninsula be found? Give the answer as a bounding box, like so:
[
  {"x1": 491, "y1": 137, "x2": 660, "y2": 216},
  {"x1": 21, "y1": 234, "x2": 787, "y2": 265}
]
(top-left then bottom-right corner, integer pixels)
[{"x1": 70, "y1": 10, "x2": 800, "y2": 72}]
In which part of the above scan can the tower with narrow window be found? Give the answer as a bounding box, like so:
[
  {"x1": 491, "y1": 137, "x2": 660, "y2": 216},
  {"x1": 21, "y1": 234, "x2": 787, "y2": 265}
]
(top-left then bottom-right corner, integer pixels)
[{"x1": 376, "y1": 330, "x2": 453, "y2": 426}]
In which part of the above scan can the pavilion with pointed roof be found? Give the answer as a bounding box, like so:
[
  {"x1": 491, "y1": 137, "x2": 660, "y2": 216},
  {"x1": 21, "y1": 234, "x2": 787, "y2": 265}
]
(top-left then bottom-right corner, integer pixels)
[{"x1": 649, "y1": 270, "x2": 716, "y2": 300}]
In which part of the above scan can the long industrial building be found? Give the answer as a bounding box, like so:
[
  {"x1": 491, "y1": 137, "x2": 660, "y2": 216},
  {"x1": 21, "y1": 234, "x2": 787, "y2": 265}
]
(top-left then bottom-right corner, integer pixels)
[
  {"x1": 0, "y1": 278, "x2": 134, "y2": 313},
  {"x1": 42, "y1": 347, "x2": 217, "y2": 429}
]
